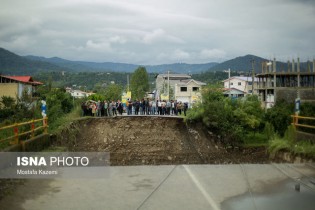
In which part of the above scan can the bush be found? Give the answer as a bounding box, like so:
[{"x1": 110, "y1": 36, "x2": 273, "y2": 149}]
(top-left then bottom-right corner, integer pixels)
[
  {"x1": 263, "y1": 122, "x2": 275, "y2": 141},
  {"x1": 299, "y1": 102, "x2": 315, "y2": 133},
  {"x1": 292, "y1": 142, "x2": 315, "y2": 157},
  {"x1": 186, "y1": 88, "x2": 265, "y2": 147},
  {"x1": 243, "y1": 132, "x2": 269, "y2": 146},
  {"x1": 186, "y1": 104, "x2": 203, "y2": 123},
  {"x1": 265, "y1": 100, "x2": 293, "y2": 136},
  {"x1": 0, "y1": 108, "x2": 14, "y2": 121},
  {"x1": 268, "y1": 136, "x2": 291, "y2": 157}
]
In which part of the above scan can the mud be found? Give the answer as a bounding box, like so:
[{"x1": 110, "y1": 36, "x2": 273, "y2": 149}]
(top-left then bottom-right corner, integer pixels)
[{"x1": 54, "y1": 116, "x2": 270, "y2": 165}]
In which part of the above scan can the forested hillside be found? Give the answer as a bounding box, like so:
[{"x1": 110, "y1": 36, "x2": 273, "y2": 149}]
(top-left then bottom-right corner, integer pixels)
[
  {"x1": 0, "y1": 48, "x2": 67, "y2": 75},
  {"x1": 25, "y1": 55, "x2": 218, "y2": 73},
  {"x1": 209, "y1": 54, "x2": 310, "y2": 73}
]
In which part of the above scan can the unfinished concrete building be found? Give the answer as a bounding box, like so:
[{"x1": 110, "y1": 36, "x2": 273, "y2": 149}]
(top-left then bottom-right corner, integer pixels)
[{"x1": 257, "y1": 58, "x2": 315, "y2": 108}]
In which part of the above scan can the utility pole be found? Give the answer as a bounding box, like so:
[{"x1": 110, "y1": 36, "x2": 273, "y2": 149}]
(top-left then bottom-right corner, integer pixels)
[
  {"x1": 127, "y1": 74, "x2": 130, "y2": 92},
  {"x1": 228, "y1": 68, "x2": 231, "y2": 97},
  {"x1": 167, "y1": 70, "x2": 170, "y2": 100},
  {"x1": 224, "y1": 69, "x2": 231, "y2": 97},
  {"x1": 251, "y1": 59, "x2": 255, "y2": 95}
]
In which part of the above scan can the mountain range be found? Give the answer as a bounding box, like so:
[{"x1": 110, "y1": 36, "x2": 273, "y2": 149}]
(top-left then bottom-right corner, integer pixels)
[
  {"x1": 24, "y1": 55, "x2": 219, "y2": 74},
  {"x1": 0, "y1": 47, "x2": 311, "y2": 76}
]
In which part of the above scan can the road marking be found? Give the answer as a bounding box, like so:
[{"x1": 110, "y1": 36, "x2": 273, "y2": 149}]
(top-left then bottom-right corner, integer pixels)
[
  {"x1": 137, "y1": 165, "x2": 177, "y2": 210},
  {"x1": 183, "y1": 165, "x2": 221, "y2": 210}
]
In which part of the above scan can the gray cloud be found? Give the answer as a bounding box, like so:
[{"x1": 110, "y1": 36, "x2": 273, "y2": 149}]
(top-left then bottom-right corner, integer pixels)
[{"x1": 0, "y1": 0, "x2": 314, "y2": 64}]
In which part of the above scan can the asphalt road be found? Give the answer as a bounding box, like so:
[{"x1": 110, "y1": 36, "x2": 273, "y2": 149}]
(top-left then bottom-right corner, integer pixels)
[{"x1": 1, "y1": 164, "x2": 315, "y2": 210}]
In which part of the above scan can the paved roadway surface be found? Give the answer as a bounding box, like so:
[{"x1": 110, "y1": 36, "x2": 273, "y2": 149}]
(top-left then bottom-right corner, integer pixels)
[{"x1": 1, "y1": 164, "x2": 315, "y2": 210}]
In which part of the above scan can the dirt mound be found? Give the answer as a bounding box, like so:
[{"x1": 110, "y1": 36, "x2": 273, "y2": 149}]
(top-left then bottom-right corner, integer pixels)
[{"x1": 55, "y1": 116, "x2": 269, "y2": 165}]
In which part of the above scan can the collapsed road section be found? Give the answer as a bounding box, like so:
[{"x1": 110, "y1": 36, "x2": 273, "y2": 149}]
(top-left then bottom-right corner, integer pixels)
[{"x1": 55, "y1": 116, "x2": 269, "y2": 165}]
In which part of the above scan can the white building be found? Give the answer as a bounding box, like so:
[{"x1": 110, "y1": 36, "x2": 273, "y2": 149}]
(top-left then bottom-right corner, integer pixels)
[
  {"x1": 156, "y1": 73, "x2": 191, "y2": 93},
  {"x1": 66, "y1": 88, "x2": 95, "y2": 98},
  {"x1": 155, "y1": 73, "x2": 206, "y2": 104},
  {"x1": 174, "y1": 79, "x2": 206, "y2": 104},
  {"x1": 223, "y1": 76, "x2": 258, "y2": 96}
]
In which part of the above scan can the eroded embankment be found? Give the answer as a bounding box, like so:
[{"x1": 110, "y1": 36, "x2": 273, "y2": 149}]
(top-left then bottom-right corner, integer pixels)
[{"x1": 54, "y1": 116, "x2": 269, "y2": 165}]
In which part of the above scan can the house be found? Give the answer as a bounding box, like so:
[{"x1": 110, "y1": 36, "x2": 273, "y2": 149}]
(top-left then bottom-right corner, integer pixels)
[
  {"x1": 223, "y1": 88, "x2": 246, "y2": 98},
  {"x1": 70, "y1": 90, "x2": 86, "y2": 98},
  {"x1": 223, "y1": 76, "x2": 258, "y2": 96},
  {"x1": 174, "y1": 79, "x2": 206, "y2": 104},
  {"x1": 66, "y1": 87, "x2": 95, "y2": 99},
  {"x1": 156, "y1": 73, "x2": 191, "y2": 94},
  {"x1": 0, "y1": 75, "x2": 43, "y2": 99}
]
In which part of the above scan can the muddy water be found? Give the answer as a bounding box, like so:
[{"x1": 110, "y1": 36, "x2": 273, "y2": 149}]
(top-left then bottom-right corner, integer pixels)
[{"x1": 221, "y1": 179, "x2": 315, "y2": 210}]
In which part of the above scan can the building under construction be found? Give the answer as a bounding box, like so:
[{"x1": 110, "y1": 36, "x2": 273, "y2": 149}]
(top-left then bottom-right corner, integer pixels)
[{"x1": 257, "y1": 58, "x2": 315, "y2": 108}]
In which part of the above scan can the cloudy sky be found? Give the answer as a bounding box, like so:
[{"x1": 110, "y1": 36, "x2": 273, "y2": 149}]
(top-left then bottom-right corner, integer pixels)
[{"x1": 1, "y1": 0, "x2": 314, "y2": 64}]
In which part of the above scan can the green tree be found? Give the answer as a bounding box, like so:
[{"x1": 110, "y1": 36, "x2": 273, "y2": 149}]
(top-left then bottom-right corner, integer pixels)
[
  {"x1": 1, "y1": 96, "x2": 15, "y2": 108},
  {"x1": 130, "y1": 66, "x2": 149, "y2": 100},
  {"x1": 186, "y1": 88, "x2": 266, "y2": 147},
  {"x1": 233, "y1": 95, "x2": 264, "y2": 132},
  {"x1": 89, "y1": 84, "x2": 123, "y2": 102},
  {"x1": 45, "y1": 88, "x2": 74, "y2": 123},
  {"x1": 104, "y1": 84, "x2": 123, "y2": 101},
  {"x1": 265, "y1": 100, "x2": 293, "y2": 136}
]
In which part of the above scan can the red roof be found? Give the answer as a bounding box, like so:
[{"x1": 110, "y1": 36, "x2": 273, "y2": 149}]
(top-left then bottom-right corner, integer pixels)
[{"x1": 1, "y1": 75, "x2": 43, "y2": 85}]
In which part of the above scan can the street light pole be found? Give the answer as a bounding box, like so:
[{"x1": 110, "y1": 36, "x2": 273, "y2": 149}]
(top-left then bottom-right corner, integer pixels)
[
  {"x1": 168, "y1": 70, "x2": 170, "y2": 100},
  {"x1": 228, "y1": 68, "x2": 231, "y2": 97},
  {"x1": 224, "y1": 69, "x2": 231, "y2": 97},
  {"x1": 251, "y1": 59, "x2": 255, "y2": 95}
]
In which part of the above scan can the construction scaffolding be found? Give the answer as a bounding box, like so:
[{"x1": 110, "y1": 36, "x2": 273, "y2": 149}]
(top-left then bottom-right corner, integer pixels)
[{"x1": 257, "y1": 58, "x2": 315, "y2": 108}]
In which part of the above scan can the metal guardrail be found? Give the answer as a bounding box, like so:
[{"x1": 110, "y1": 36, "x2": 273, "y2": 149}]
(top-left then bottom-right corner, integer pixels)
[
  {"x1": 291, "y1": 115, "x2": 315, "y2": 130},
  {"x1": 0, "y1": 117, "x2": 48, "y2": 145}
]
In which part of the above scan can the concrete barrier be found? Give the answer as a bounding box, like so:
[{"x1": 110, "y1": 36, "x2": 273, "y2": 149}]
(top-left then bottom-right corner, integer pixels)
[
  {"x1": 273, "y1": 151, "x2": 314, "y2": 163},
  {"x1": 1, "y1": 134, "x2": 51, "y2": 152}
]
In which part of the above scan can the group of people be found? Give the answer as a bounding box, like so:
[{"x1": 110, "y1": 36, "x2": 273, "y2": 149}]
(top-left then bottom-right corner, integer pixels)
[
  {"x1": 81, "y1": 98, "x2": 189, "y2": 117},
  {"x1": 126, "y1": 99, "x2": 189, "y2": 116},
  {"x1": 81, "y1": 100, "x2": 124, "y2": 117}
]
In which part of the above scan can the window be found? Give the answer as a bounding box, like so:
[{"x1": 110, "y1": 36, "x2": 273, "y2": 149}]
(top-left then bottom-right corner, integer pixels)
[
  {"x1": 180, "y1": 87, "x2": 187, "y2": 92},
  {"x1": 238, "y1": 82, "x2": 242, "y2": 86},
  {"x1": 230, "y1": 82, "x2": 233, "y2": 85},
  {"x1": 248, "y1": 90, "x2": 253, "y2": 93},
  {"x1": 248, "y1": 82, "x2": 252, "y2": 85},
  {"x1": 192, "y1": 87, "x2": 199, "y2": 92}
]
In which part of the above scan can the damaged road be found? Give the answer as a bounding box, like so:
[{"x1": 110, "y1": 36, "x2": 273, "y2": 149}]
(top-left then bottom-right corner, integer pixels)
[{"x1": 55, "y1": 116, "x2": 269, "y2": 165}]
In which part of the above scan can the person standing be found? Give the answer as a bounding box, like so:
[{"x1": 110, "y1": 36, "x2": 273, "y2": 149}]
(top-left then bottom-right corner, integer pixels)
[
  {"x1": 108, "y1": 101, "x2": 112, "y2": 116},
  {"x1": 171, "y1": 100, "x2": 175, "y2": 115},
  {"x1": 174, "y1": 100, "x2": 178, "y2": 115},
  {"x1": 92, "y1": 103, "x2": 97, "y2": 117},
  {"x1": 104, "y1": 100, "x2": 108, "y2": 116},
  {"x1": 81, "y1": 102, "x2": 86, "y2": 116},
  {"x1": 183, "y1": 102, "x2": 188, "y2": 116},
  {"x1": 96, "y1": 100, "x2": 101, "y2": 117},
  {"x1": 166, "y1": 100, "x2": 171, "y2": 115},
  {"x1": 177, "y1": 101, "x2": 182, "y2": 116},
  {"x1": 112, "y1": 100, "x2": 117, "y2": 116},
  {"x1": 117, "y1": 100, "x2": 123, "y2": 115},
  {"x1": 152, "y1": 99, "x2": 156, "y2": 115},
  {"x1": 161, "y1": 100, "x2": 166, "y2": 115},
  {"x1": 139, "y1": 99, "x2": 143, "y2": 115},
  {"x1": 128, "y1": 99, "x2": 133, "y2": 115},
  {"x1": 135, "y1": 100, "x2": 140, "y2": 115},
  {"x1": 157, "y1": 100, "x2": 162, "y2": 115},
  {"x1": 146, "y1": 98, "x2": 150, "y2": 115}
]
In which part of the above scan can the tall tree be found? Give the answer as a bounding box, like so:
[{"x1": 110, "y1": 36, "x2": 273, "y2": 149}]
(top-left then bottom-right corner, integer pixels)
[
  {"x1": 130, "y1": 66, "x2": 149, "y2": 100},
  {"x1": 104, "y1": 84, "x2": 123, "y2": 101}
]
